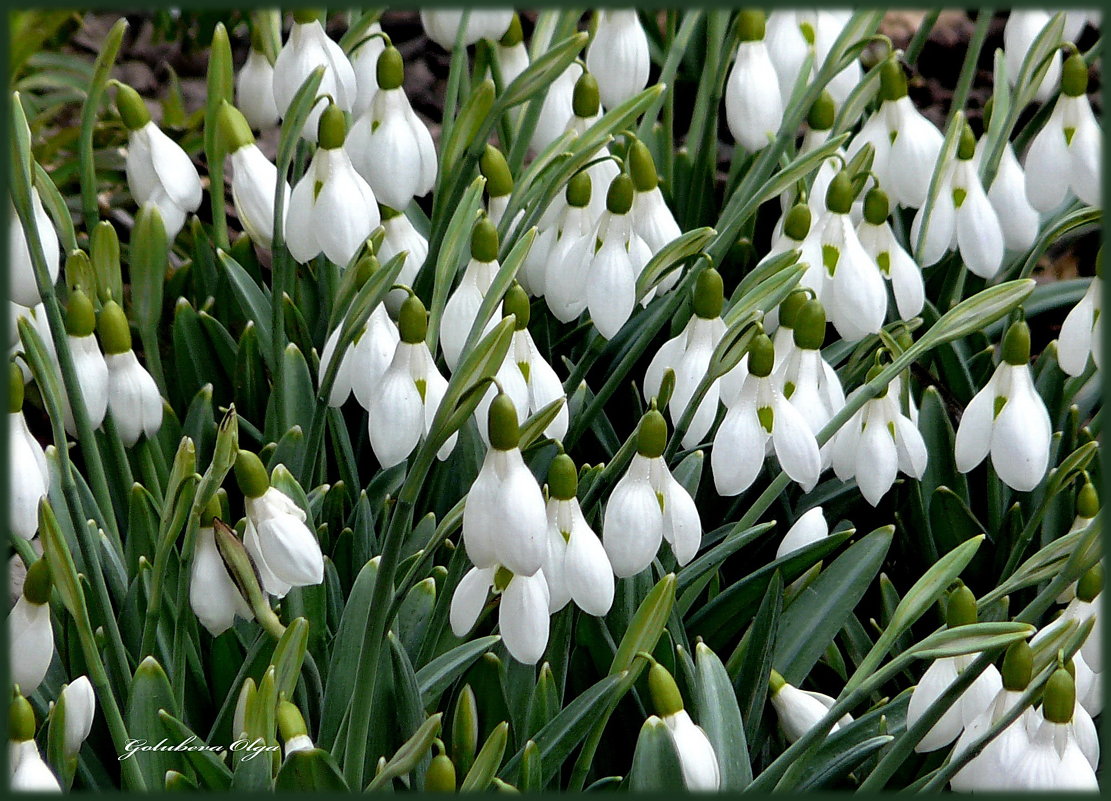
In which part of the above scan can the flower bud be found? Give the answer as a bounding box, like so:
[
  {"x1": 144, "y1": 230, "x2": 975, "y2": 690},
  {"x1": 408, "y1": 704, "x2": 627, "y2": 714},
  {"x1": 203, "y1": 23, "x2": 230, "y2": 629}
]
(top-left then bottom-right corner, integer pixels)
[
  {"x1": 957, "y1": 123, "x2": 976, "y2": 161},
  {"x1": 278, "y1": 700, "x2": 314, "y2": 755},
  {"x1": 115, "y1": 83, "x2": 151, "y2": 131},
  {"x1": 426, "y1": 751, "x2": 457, "y2": 791},
  {"x1": 9, "y1": 695, "x2": 36, "y2": 742},
  {"x1": 880, "y1": 58, "x2": 908, "y2": 102},
  {"x1": 10, "y1": 362, "x2": 25, "y2": 413},
  {"x1": 807, "y1": 91, "x2": 835, "y2": 132},
  {"x1": 572, "y1": 71, "x2": 600, "y2": 118},
  {"x1": 1042, "y1": 666, "x2": 1075, "y2": 724},
  {"x1": 736, "y1": 10, "x2": 765, "y2": 42},
  {"x1": 648, "y1": 662, "x2": 685, "y2": 717},
  {"x1": 376, "y1": 45, "x2": 404, "y2": 91},
  {"x1": 488, "y1": 392, "x2": 520, "y2": 451},
  {"x1": 502, "y1": 283, "x2": 530, "y2": 330},
  {"x1": 1076, "y1": 480, "x2": 1100, "y2": 518},
  {"x1": 398, "y1": 294, "x2": 428, "y2": 344},
  {"x1": 1000, "y1": 320, "x2": 1031, "y2": 366},
  {"x1": 692, "y1": 268, "x2": 723, "y2": 320},
  {"x1": 218, "y1": 101, "x2": 256, "y2": 152},
  {"x1": 1061, "y1": 52, "x2": 1089, "y2": 98},
  {"x1": 1076, "y1": 564, "x2": 1102, "y2": 602},
  {"x1": 23, "y1": 558, "x2": 53, "y2": 605},
  {"x1": 824, "y1": 171, "x2": 855, "y2": 215},
  {"x1": 628, "y1": 140, "x2": 659, "y2": 192},
  {"x1": 863, "y1": 188, "x2": 890, "y2": 225},
  {"x1": 59, "y1": 676, "x2": 96, "y2": 757},
  {"x1": 946, "y1": 584, "x2": 977, "y2": 628},
  {"x1": 778, "y1": 289, "x2": 809, "y2": 330},
  {"x1": 566, "y1": 171, "x2": 592, "y2": 208},
  {"x1": 547, "y1": 453, "x2": 578, "y2": 501},
  {"x1": 606, "y1": 174, "x2": 635, "y2": 216},
  {"x1": 793, "y1": 299, "x2": 827, "y2": 350},
  {"x1": 1001, "y1": 640, "x2": 1033, "y2": 691},
  {"x1": 636, "y1": 409, "x2": 668, "y2": 458},
  {"x1": 783, "y1": 203, "x2": 811, "y2": 241},
  {"x1": 317, "y1": 102, "x2": 346, "y2": 149},
  {"x1": 480, "y1": 145, "x2": 513, "y2": 198},
  {"x1": 65, "y1": 289, "x2": 97, "y2": 337},
  {"x1": 234, "y1": 450, "x2": 271, "y2": 498},
  {"x1": 97, "y1": 299, "x2": 132, "y2": 355},
  {"x1": 471, "y1": 217, "x2": 500, "y2": 262},
  {"x1": 500, "y1": 14, "x2": 524, "y2": 47},
  {"x1": 747, "y1": 333, "x2": 774, "y2": 378}
]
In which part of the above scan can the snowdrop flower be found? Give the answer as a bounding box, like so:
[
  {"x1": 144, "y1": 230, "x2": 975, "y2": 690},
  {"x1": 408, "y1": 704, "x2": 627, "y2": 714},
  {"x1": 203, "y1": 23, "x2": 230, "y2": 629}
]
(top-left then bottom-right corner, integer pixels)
[
  {"x1": 441, "y1": 218, "x2": 501, "y2": 372},
  {"x1": 800, "y1": 90, "x2": 835, "y2": 156},
  {"x1": 1046, "y1": 565, "x2": 1103, "y2": 673},
  {"x1": 1057, "y1": 260, "x2": 1102, "y2": 376},
  {"x1": 9, "y1": 364, "x2": 49, "y2": 541},
  {"x1": 560, "y1": 72, "x2": 619, "y2": 224},
  {"x1": 628, "y1": 140, "x2": 682, "y2": 284},
  {"x1": 190, "y1": 499, "x2": 253, "y2": 636},
  {"x1": 972, "y1": 103, "x2": 1041, "y2": 253},
  {"x1": 856, "y1": 189, "x2": 925, "y2": 320},
  {"x1": 378, "y1": 205, "x2": 430, "y2": 303},
  {"x1": 55, "y1": 290, "x2": 109, "y2": 436},
  {"x1": 367, "y1": 295, "x2": 454, "y2": 467},
  {"x1": 272, "y1": 10, "x2": 356, "y2": 141},
  {"x1": 8, "y1": 559, "x2": 54, "y2": 694},
  {"x1": 1003, "y1": 11, "x2": 1063, "y2": 104},
  {"x1": 472, "y1": 299, "x2": 544, "y2": 448},
  {"x1": 847, "y1": 59, "x2": 944, "y2": 209},
  {"x1": 494, "y1": 15, "x2": 529, "y2": 87},
  {"x1": 116, "y1": 83, "x2": 202, "y2": 238},
  {"x1": 764, "y1": 11, "x2": 861, "y2": 107},
  {"x1": 1055, "y1": 484, "x2": 1101, "y2": 605},
  {"x1": 777, "y1": 507, "x2": 829, "y2": 559},
  {"x1": 1025, "y1": 50, "x2": 1102, "y2": 212},
  {"x1": 235, "y1": 32, "x2": 280, "y2": 130},
  {"x1": 713, "y1": 332, "x2": 821, "y2": 495},
  {"x1": 906, "y1": 586, "x2": 1004, "y2": 752},
  {"x1": 769, "y1": 669, "x2": 853, "y2": 743},
  {"x1": 762, "y1": 205, "x2": 825, "y2": 309},
  {"x1": 58, "y1": 676, "x2": 96, "y2": 758},
  {"x1": 585, "y1": 10, "x2": 650, "y2": 110},
  {"x1": 236, "y1": 451, "x2": 325, "y2": 598},
  {"x1": 911, "y1": 124, "x2": 1005, "y2": 279},
  {"x1": 643, "y1": 268, "x2": 728, "y2": 449},
  {"x1": 349, "y1": 46, "x2": 438, "y2": 218},
  {"x1": 100, "y1": 300, "x2": 162, "y2": 447},
  {"x1": 420, "y1": 8, "x2": 513, "y2": 49},
  {"x1": 725, "y1": 11, "x2": 783, "y2": 153},
  {"x1": 538, "y1": 173, "x2": 595, "y2": 317},
  {"x1": 530, "y1": 63, "x2": 581, "y2": 154},
  {"x1": 603, "y1": 409, "x2": 701, "y2": 577},
  {"x1": 9, "y1": 696, "x2": 61, "y2": 792},
  {"x1": 955, "y1": 320, "x2": 1051, "y2": 492},
  {"x1": 648, "y1": 662, "x2": 721, "y2": 790},
  {"x1": 450, "y1": 564, "x2": 551, "y2": 665},
  {"x1": 1006, "y1": 667, "x2": 1098, "y2": 790},
  {"x1": 286, "y1": 104, "x2": 379, "y2": 266},
  {"x1": 480, "y1": 145, "x2": 521, "y2": 235},
  {"x1": 277, "y1": 701, "x2": 315, "y2": 758},
  {"x1": 543, "y1": 454, "x2": 614, "y2": 616},
  {"x1": 349, "y1": 23, "x2": 386, "y2": 118},
  {"x1": 587, "y1": 174, "x2": 652, "y2": 339},
  {"x1": 9, "y1": 187, "x2": 60, "y2": 308},
  {"x1": 220, "y1": 102, "x2": 290, "y2": 249}
]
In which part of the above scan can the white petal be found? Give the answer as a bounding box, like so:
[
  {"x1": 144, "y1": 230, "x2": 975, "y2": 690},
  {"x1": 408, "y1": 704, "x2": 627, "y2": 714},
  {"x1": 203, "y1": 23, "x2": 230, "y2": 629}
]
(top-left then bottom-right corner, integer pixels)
[
  {"x1": 499, "y1": 573, "x2": 550, "y2": 665},
  {"x1": 603, "y1": 455, "x2": 664, "y2": 577},
  {"x1": 954, "y1": 376, "x2": 997, "y2": 474},
  {"x1": 666, "y1": 710, "x2": 721, "y2": 791},
  {"x1": 588, "y1": 235, "x2": 636, "y2": 339},
  {"x1": 776, "y1": 507, "x2": 828, "y2": 558},
  {"x1": 563, "y1": 514, "x2": 614, "y2": 616},
  {"x1": 907, "y1": 657, "x2": 967, "y2": 752},
  {"x1": 711, "y1": 396, "x2": 766, "y2": 496},
  {"x1": 855, "y1": 415, "x2": 899, "y2": 506},
  {"x1": 367, "y1": 355, "x2": 424, "y2": 468},
  {"x1": 989, "y1": 368, "x2": 1050, "y2": 492},
  {"x1": 450, "y1": 566, "x2": 495, "y2": 636},
  {"x1": 772, "y1": 396, "x2": 822, "y2": 491},
  {"x1": 257, "y1": 515, "x2": 324, "y2": 587},
  {"x1": 659, "y1": 468, "x2": 702, "y2": 566},
  {"x1": 491, "y1": 452, "x2": 548, "y2": 576}
]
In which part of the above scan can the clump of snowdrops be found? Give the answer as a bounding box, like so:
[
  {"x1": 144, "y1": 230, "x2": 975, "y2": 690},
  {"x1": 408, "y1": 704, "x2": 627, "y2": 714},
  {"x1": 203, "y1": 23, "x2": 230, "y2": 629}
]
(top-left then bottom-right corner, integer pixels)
[{"x1": 6, "y1": 6, "x2": 1103, "y2": 794}]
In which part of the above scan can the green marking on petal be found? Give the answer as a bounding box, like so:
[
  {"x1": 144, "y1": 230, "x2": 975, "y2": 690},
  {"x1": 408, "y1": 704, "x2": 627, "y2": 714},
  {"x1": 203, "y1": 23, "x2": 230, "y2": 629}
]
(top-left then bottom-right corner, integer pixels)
[
  {"x1": 1063, "y1": 126, "x2": 1076, "y2": 146},
  {"x1": 800, "y1": 21, "x2": 815, "y2": 44},
  {"x1": 313, "y1": 180, "x2": 324, "y2": 200},
  {"x1": 952, "y1": 187, "x2": 967, "y2": 208},
  {"x1": 518, "y1": 361, "x2": 530, "y2": 383},
  {"x1": 656, "y1": 491, "x2": 666, "y2": 513},
  {"x1": 560, "y1": 528, "x2": 571, "y2": 543},
  {"x1": 822, "y1": 244, "x2": 840, "y2": 276},
  {"x1": 993, "y1": 395, "x2": 1007, "y2": 419},
  {"x1": 887, "y1": 420, "x2": 896, "y2": 439},
  {"x1": 757, "y1": 405, "x2": 774, "y2": 433},
  {"x1": 415, "y1": 378, "x2": 427, "y2": 403},
  {"x1": 784, "y1": 381, "x2": 796, "y2": 398},
  {"x1": 877, "y1": 251, "x2": 891, "y2": 276},
  {"x1": 494, "y1": 566, "x2": 513, "y2": 591}
]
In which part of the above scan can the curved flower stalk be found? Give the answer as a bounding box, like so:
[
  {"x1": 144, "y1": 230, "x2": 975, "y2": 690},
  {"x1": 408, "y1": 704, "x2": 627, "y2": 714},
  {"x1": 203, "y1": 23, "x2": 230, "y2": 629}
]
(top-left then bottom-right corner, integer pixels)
[
  {"x1": 367, "y1": 295, "x2": 453, "y2": 467},
  {"x1": 116, "y1": 82, "x2": 202, "y2": 238},
  {"x1": 349, "y1": 22, "x2": 386, "y2": 118},
  {"x1": 972, "y1": 103, "x2": 1040, "y2": 253},
  {"x1": 190, "y1": 498, "x2": 254, "y2": 637},
  {"x1": 856, "y1": 188, "x2": 925, "y2": 320},
  {"x1": 537, "y1": 173, "x2": 595, "y2": 317},
  {"x1": 420, "y1": 8, "x2": 513, "y2": 50},
  {"x1": 272, "y1": 10, "x2": 356, "y2": 142},
  {"x1": 955, "y1": 320, "x2": 1051, "y2": 492},
  {"x1": 494, "y1": 14, "x2": 529, "y2": 87},
  {"x1": 100, "y1": 300, "x2": 162, "y2": 447},
  {"x1": 543, "y1": 454, "x2": 614, "y2": 616},
  {"x1": 713, "y1": 332, "x2": 821, "y2": 496},
  {"x1": 1057, "y1": 257, "x2": 1102, "y2": 376},
  {"x1": 220, "y1": 102, "x2": 290, "y2": 249},
  {"x1": 287, "y1": 103, "x2": 378, "y2": 266},
  {"x1": 236, "y1": 450, "x2": 325, "y2": 598},
  {"x1": 1024, "y1": 50, "x2": 1102, "y2": 213},
  {"x1": 628, "y1": 140, "x2": 682, "y2": 289},
  {"x1": 847, "y1": 58, "x2": 944, "y2": 209},
  {"x1": 9, "y1": 187, "x2": 60, "y2": 308},
  {"x1": 603, "y1": 409, "x2": 701, "y2": 577},
  {"x1": 586, "y1": 9, "x2": 650, "y2": 110},
  {"x1": 9, "y1": 696, "x2": 61, "y2": 792},
  {"x1": 9, "y1": 363, "x2": 50, "y2": 541},
  {"x1": 1003, "y1": 11, "x2": 1063, "y2": 104},
  {"x1": 441, "y1": 217, "x2": 502, "y2": 371},
  {"x1": 769, "y1": 669, "x2": 853, "y2": 743},
  {"x1": 348, "y1": 46, "x2": 438, "y2": 211},
  {"x1": 764, "y1": 10, "x2": 860, "y2": 107},
  {"x1": 235, "y1": 30, "x2": 280, "y2": 129},
  {"x1": 57, "y1": 290, "x2": 108, "y2": 436},
  {"x1": 587, "y1": 174, "x2": 652, "y2": 339},
  {"x1": 643, "y1": 268, "x2": 728, "y2": 449},
  {"x1": 911, "y1": 124, "x2": 1005, "y2": 279},
  {"x1": 906, "y1": 586, "x2": 1003, "y2": 752},
  {"x1": 648, "y1": 662, "x2": 721, "y2": 790},
  {"x1": 8, "y1": 559, "x2": 54, "y2": 693},
  {"x1": 58, "y1": 676, "x2": 96, "y2": 758},
  {"x1": 725, "y1": 11, "x2": 783, "y2": 153}
]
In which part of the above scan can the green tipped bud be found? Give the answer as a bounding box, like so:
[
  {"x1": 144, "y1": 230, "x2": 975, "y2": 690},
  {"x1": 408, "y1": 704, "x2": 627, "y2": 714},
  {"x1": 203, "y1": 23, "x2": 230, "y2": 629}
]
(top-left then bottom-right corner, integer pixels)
[
  {"x1": 606, "y1": 174, "x2": 634, "y2": 215},
  {"x1": 648, "y1": 663, "x2": 685, "y2": 717},
  {"x1": 218, "y1": 101, "x2": 256, "y2": 152},
  {"x1": 317, "y1": 103, "x2": 346, "y2": 149},
  {"x1": 566, "y1": 171, "x2": 592, "y2": 208},
  {"x1": 10, "y1": 695, "x2": 36, "y2": 742},
  {"x1": 98, "y1": 300, "x2": 132, "y2": 355},
  {"x1": 784, "y1": 203, "x2": 812, "y2": 241},
  {"x1": 480, "y1": 145, "x2": 514, "y2": 198},
  {"x1": 808, "y1": 91, "x2": 836, "y2": 131},
  {"x1": 1076, "y1": 564, "x2": 1102, "y2": 602},
  {"x1": 398, "y1": 295, "x2": 428, "y2": 344},
  {"x1": 957, "y1": 123, "x2": 976, "y2": 161},
  {"x1": 825, "y1": 171, "x2": 855, "y2": 215},
  {"x1": 9, "y1": 363, "x2": 25, "y2": 414},
  {"x1": 471, "y1": 218, "x2": 500, "y2": 262},
  {"x1": 1000, "y1": 320, "x2": 1030, "y2": 366},
  {"x1": 628, "y1": 140, "x2": 659, "y2": 192},
  {"x1": 748, "y1": 333, "x2": 774, "y2": 378},
  {"x1": 426, "y1": 752, "x2": 457, "y2": 792},
  {"x1": 201, "y1": 494, "x2": 223, "y2": 528},
  {"x1": 502, "y1": 283, "x2": 531, "y2": 330},
  {"x1": 65, "y1": 289, "x2": 97, "y2": 337},
  {"x1": 234, "y1": 450, "x2": 270, "y2": 498},
  {"x1": 499, "y1": 13, "x2": 524, "y2": 47},
  {"x1": 572, "y1": 71, "x2": 600, "y2": 118},
  {"x1": 946, "y1": 584, "x2": 977, "y2": 628},
  {"x1": 880, "y1": 58, "x2": 908, "y2": 102},
  {"x1": 1042, "y1": 667, "x2": 1075, "y2": 724},
  {"x1": 794, "y1": 299, "x2": 827, "y2": 350},
  {"x1": 779, "y1": 289, "x2": 809, "y2": 330},
  {"x1": 116, "y1": 83, "x2": 151, "y2": 131},
  {"x1": 23, "y1": 559, "x2": 52, "y2": 605},
  {"x1": 547, "y1": 453, "x2": 578, "y2": 500},
  {"x1": 352, "y1": 254, "x2": 380, "y2": 288},
  {"x1": 1061, "y1": 52, "x2": 1089, "y2": 97},
  {"x1": 637, "y1": 409, "x2": 668, "y2": 458},
  {"x1": 768, "y1": 668, "x2": 787, "y2": 694},
  {"x1": 277, "y1": 700, "x2": 308, "y2": 741},
  {"x1": 692, "y1": 268, "x2": 724, "y2": 319},
  {"x1": 377, "y1": 46, "x2": 405, "y2": 91},
  {"x1": 488, "y1": 393, "x2": 520, "y2": 451},
  {"x1": 863, "y1": 188, "x2": 890, "y2": 225},
  {"x1": 737, "y1": 10, "x2": 766, "y2": 42},
  {"x1": 1076, "y1": 480, "x2": 1099, "y2": 518},
  {"x1": 293, "y1": 9, "x2": 325, "y2": 25},
  {"x1": 1001, "y1": 640, "x2": 1033, "y2": 691}
]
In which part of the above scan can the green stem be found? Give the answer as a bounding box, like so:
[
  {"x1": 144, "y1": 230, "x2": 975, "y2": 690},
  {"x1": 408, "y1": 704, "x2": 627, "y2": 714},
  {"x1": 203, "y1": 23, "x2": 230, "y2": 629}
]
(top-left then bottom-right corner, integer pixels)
[
  {"x1": 904, "y1": 11, "x2": 940, "y2": 65},
  {"x1": 78, "y1": 19, "x2": 127, "y2": 229},
  {"x1": 947, "y1": 9, "x2": 993, "y2": 124}
]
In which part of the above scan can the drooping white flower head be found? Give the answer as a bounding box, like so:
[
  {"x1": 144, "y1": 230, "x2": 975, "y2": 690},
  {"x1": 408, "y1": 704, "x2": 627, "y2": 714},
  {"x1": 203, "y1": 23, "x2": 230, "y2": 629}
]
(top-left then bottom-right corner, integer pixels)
[
  {"x1": 586, "y1": 10, "x2": 650, "y2": 110},
  {"x1": 117, "y1": 83, "x2": 202, "y2": 239},
  {"x1": 855, "y1": 188, "x2": 925, "y2": 321},
  {"x1": 319, "y1": 292, "x2": 399, "y2": 411},
  {"x1": 1057, "y1": 267, "x2": 1102, "y2": 377},
  {"x1": 493, "y1": 14, "x2": 529, "y2": 87},
  {"x1": 647, "y1": 662, "x2": 721, "y2": 790},
  {"x1": 972, "y1": 130, "x2": 1041, "y2": 254},
  {"x1": 587, "y1": 174, "x2": 653, "y2": 339},
  {"x1": 955, "y1": 321, "x2": 1052, "y2": 492},
  {"x1": 8, "y1": 559, "x2": 54, "y2": 694},
  {"x1": 348, "y1": 46, "x2": 438, "y2": 211},
  {"x1": 349, "y1": 23, "x2": 386, "y2": 118},
  {"x1": 725, "y1": 11, "x2": 784, "y2": 153},
  {"x1": 286, "y1": 104, "x2": 379, "y2": 266},
  {"x1": 420, "y1": 8, "x2": 514, "y2": 50},
  {"x1": 9, "y1": 187, "x2": 60, "y2": 308},
  {"x1": 713, "y1": 332, "x2": 822, "y2": 496},
  {"x1": 764, "y1": 11, "x2": 860, "y2": 107},
  {"x1": 530, "y1": 63, "x2": 583, "y2": 155},
  {"x1": 8, "y1": 364, "x2": 50, "y2": 542},
  {"x1": 53, "y1": 290, "x2": 109, "y2": 437},
  {"x1": 441, "y1": 217, "x2": 502, "y2": 372},
  {"x1": 272, "y1": 11, "x2": 357, "y2": 142},
  {"x1": 9, "y1": 725, "x2": 61, "y2": 793},
  {"x1": 776, "y1": 507, "x2": 829, "y2": 559},
  {"x1": 378, "y1": 205, "x2": 430, "y2": 307},
  {"x1": 58, "y1": 676, "x2": 96, "y2": 758},
  {"x1": 543, "y1": 454, "x2": 614, "y2": 616},
  {"x1": 1024, "y1": 51, "x2": 1102, "y2": 213},
  {"x1": 367, "y1": 295, "x2": 454, "y2": 467},
  {"x1": 627, "y1": 140, "x2": 682, "y2": 291},
  {"x1": 768, "y1": 669, "x2": 853, "y2": 743},
  {"x1": 1003, "y1": 11, "x2": 1064, "y2": 104},
  {"x1": 539, "y1": 173, "x2": 596, "y2": 319},
  {"x1": 236, "y1": 38, "x2": 280, "y2": 130},
  {"x1": 99, "y1": 301, "x2": 162, "y2": 447},
  {"x1": 603, "y1": 409, "x2": 702, "y2": 577},
  {"x1": 450, "y1": 564, "x2": 551, "y2": 665},
  {"x1": 221, "y1": 103, "x2": 291, "y2": 250},
  {"x1": 190, "y1": 502, "x2": 254, "y2": 637}
]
